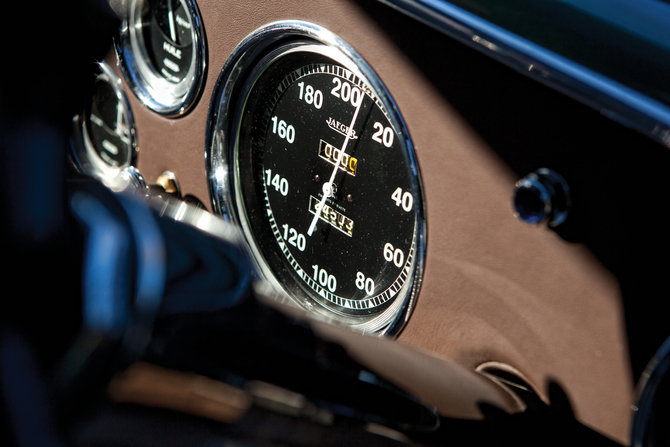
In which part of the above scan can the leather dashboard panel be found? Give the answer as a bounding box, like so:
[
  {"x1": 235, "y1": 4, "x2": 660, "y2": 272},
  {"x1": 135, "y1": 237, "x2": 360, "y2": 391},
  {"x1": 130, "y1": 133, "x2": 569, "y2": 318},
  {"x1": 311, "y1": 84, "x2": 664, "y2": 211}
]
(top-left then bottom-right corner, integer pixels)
[{"x1": 106, "y1": 0, "x2": 633, "y2": 442}]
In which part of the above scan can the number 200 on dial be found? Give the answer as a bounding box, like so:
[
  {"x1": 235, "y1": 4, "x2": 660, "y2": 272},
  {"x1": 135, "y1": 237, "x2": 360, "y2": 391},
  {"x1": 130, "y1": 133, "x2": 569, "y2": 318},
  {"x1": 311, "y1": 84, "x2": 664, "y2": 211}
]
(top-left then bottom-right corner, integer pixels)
[{"x1": 211, "y1": 34, "x2": 426, "y2": 335}]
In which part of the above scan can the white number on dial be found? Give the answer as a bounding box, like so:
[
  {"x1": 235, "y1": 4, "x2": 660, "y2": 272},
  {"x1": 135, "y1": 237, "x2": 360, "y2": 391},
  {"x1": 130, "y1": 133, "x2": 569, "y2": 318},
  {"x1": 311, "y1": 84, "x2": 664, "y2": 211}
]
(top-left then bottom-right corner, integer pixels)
[
  {"x1": 331, "y1": 78, "x2": 363, "y2": 107},
  {"x1": 391, "y1": 187, "x2": 413, "y2": 212},
  {"x1": 313, "y1": 265, "x2": 337, "y2": 292},
  {"x1": 372, "y1": 122, "x2": 394, "y2": 147},
  {"x1": 265, "y1": 169, "x2": 289, "y2": 196},
  {"x1": 355, "y1": 272, "x2": 375, "y2": 296},
  {"x1": 282, "y1": 224, "x2": 306, "y2": 251},
  {"x1": 298, "y1": 82, "x2": 323, "y2": 109},
  {"x1": 271, "y1": 116, "x2": 295, "y2": 143},
  {"x1": 383, "y1": 243, "x2": 404, "y2": 268}
]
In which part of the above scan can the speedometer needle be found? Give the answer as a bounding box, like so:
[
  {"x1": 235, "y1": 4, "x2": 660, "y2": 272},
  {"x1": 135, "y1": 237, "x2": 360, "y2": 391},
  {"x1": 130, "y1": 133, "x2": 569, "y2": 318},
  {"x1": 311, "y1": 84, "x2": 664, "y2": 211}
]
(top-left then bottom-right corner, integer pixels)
[
  {"x1": 167, "y1": 0, "x2": 178, "y2": 43},
  {"x1": 307, "y1": 93, "x2": 363, "y2": 236}
]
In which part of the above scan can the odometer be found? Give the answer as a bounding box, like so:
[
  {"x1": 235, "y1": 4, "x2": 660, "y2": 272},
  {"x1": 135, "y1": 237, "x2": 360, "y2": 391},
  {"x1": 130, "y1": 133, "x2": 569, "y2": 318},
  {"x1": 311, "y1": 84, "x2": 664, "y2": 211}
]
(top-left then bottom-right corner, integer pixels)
[{"x1": 207, "y1": 23, "x2": 425, "y2": 335}]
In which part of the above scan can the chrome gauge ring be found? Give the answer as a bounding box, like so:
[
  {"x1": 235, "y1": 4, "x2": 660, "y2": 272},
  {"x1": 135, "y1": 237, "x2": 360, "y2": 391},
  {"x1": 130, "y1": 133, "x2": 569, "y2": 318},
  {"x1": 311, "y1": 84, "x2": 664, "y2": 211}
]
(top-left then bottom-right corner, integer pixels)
[
  {"x1": 71, "y1": 61, "x2": 138, "y2": 184},
  {"x1": 117, "y1": 0, "x2": 206, "y2": 116},
  {"x1": 632, "y1": 336, "x2": 670, "y2": 447},
  {"x1": 206, "y1": 22, "x2": 426, "y2": 335}
]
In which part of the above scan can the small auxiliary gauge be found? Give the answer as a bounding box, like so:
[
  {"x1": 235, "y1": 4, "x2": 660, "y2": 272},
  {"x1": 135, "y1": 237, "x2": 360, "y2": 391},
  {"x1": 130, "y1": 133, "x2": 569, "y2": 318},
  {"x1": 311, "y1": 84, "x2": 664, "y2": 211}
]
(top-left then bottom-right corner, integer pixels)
[
  {"x1": 71, "y1": 61, "x2": 138, "y2": 184},
  {"x1": 118, "y1": 0, "x2": 206, "y2": 116},
  {"x1": 207, "y1": 22, "x2": 426, "y2": 335}
]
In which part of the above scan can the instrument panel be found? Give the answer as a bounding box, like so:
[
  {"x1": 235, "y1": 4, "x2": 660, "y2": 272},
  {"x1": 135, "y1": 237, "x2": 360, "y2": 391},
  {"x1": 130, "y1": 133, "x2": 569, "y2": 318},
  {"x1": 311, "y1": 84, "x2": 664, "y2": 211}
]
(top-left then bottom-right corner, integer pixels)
[{"x1": 70, "y1": 0, "x2": 655, "y2": 444}]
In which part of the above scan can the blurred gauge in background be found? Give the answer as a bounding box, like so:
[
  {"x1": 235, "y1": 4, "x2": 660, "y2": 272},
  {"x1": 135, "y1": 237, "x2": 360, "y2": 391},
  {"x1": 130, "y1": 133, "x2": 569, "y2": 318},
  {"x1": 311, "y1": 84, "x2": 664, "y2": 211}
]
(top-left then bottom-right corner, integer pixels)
[{"x1": 71, "y1": 61, "x2": 138, "y2": 185}]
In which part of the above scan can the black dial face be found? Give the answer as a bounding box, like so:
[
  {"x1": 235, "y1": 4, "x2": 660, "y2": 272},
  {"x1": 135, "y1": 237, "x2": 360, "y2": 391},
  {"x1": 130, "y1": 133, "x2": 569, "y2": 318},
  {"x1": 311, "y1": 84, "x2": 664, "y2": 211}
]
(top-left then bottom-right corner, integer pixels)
[
  {"x1": 121, "y1": 0, "x2": 205, "y2": 115},
  {"x1": 233, "y1": 46, "x2": 423, "y2": 331},
  {"x1": 142, "y1": 0, "x2": 194, "y2": 83},
  {"x1": 84, "y1": 78, "x2": 132, "y2": 169}
]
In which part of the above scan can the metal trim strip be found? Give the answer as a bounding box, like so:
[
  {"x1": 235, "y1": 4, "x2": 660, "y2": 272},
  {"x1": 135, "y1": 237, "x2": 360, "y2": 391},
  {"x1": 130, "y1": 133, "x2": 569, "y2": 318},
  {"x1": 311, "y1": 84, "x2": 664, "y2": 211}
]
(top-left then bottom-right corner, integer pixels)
[{"x1": 380, "y1": 0, "x2": 670, "y2": 148}]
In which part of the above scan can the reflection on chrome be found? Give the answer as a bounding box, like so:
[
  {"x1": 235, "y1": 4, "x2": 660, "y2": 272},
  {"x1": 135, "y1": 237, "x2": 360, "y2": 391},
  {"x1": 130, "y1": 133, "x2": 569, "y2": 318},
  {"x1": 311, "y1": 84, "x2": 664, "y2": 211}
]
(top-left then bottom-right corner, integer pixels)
[{"x1": 150, "y1": 193, "x2": 241, "y2": 245}]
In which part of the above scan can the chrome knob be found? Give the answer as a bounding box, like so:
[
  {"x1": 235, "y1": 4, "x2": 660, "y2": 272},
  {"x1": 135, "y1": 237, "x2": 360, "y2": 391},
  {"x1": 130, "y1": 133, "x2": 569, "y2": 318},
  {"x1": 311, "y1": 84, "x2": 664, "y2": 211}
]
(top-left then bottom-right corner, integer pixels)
[
  {"x1": 107, "y1": 166, "x2": 150, "y2": 197},
  {"x1": 513, "y1": 168, "x2": 570, "y2": 227}
]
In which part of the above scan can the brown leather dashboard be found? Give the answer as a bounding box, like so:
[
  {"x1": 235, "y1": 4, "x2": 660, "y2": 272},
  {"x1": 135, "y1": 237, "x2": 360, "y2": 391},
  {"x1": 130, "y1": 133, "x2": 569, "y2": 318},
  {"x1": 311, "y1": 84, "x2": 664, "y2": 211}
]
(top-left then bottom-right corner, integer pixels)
[{"x1": 106, "y1": 0, "x2": 636, "y2": 442}]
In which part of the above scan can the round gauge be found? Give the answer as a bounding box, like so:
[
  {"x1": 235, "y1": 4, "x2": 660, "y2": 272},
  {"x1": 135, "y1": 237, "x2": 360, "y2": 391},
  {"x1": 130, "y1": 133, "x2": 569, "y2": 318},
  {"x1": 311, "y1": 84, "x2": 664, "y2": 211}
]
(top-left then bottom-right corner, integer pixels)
[
  {"x1": 118, "y1": 0, "x2": 206, "y2": 116},
  {"x1": 71, "y1": 61, "x2": 138, "y2": 183},
  {"x1": 207, "y1": 22, "x2": 425, "y2": 335}
]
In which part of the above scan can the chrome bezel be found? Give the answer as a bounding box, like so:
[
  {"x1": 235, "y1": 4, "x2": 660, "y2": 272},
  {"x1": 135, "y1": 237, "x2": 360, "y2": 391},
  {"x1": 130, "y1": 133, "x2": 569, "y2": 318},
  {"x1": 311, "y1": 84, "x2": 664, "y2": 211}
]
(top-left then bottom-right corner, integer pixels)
[
  {"x1": 117, "y1": 0, "x2": 206, "y2": 117},
  {"x1": 205, "y1": 21, "x2": 426, "y2": 336},
  {"x1": 71, "y1": 61, "x2": 139, "y2": 185},
  {"x1": 632, "y1": 336, "x2": 670, "y2": 447}
]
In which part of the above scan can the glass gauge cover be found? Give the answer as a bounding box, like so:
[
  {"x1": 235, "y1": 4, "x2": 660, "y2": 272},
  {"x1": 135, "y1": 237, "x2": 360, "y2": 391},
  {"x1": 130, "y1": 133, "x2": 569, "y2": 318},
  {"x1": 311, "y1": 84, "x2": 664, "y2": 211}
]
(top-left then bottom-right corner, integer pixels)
[
  {"x1": 118, "y1": 0, "x2": 206, "y2": 116},
  {"x1": 207, "y1": 22, "x2": 426, "y2": 335},
  {"x1": 71, "y1": 61, "x2": 138, "y2": 183}
]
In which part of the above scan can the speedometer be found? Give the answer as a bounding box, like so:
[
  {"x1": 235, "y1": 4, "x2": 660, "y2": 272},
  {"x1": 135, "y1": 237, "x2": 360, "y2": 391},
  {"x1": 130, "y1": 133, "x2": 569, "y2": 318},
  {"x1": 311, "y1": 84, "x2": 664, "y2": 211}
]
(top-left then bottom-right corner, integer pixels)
[{"x1": 207, "y1": 22, "x2": 425, "y2": 335}]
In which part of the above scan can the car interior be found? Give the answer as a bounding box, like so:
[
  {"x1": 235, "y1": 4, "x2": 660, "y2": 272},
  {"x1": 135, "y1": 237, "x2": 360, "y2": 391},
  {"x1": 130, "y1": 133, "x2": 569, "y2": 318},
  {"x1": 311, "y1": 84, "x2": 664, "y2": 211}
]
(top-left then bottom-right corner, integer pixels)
[{"x1": 3, "y1": 1, "x2": 670, "y2": 446}]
